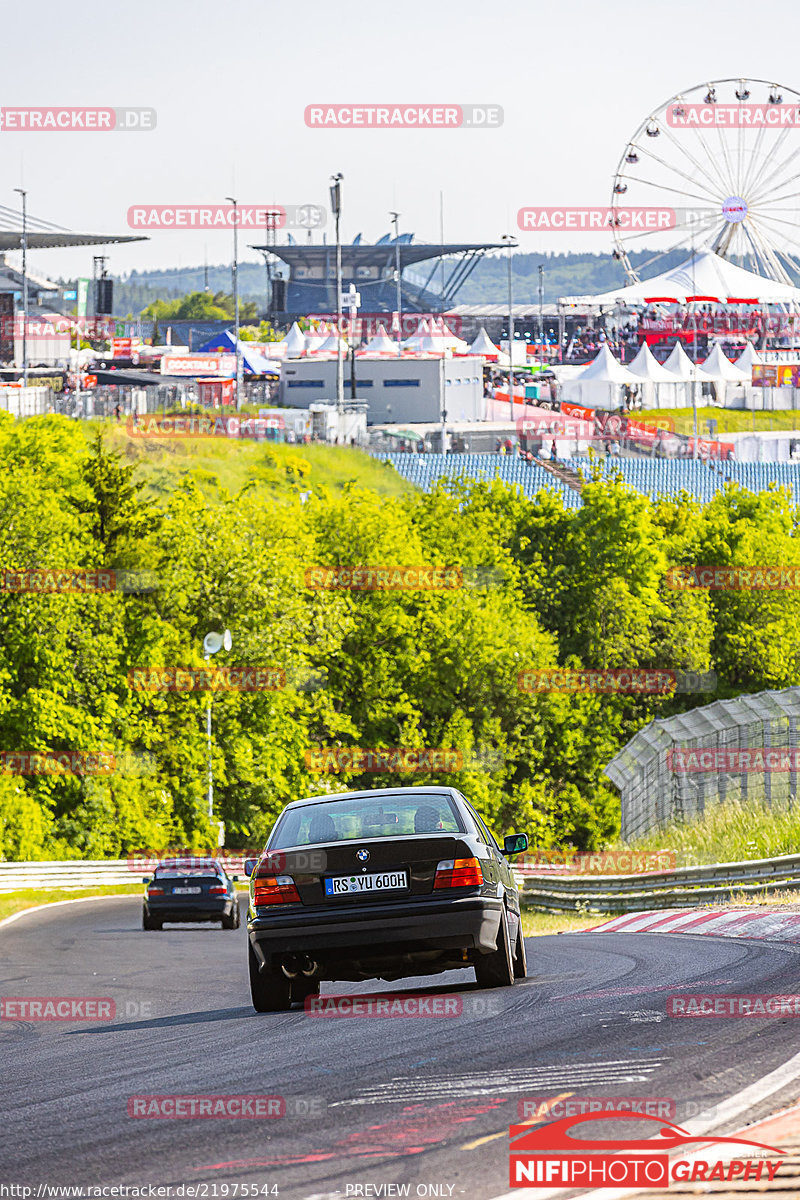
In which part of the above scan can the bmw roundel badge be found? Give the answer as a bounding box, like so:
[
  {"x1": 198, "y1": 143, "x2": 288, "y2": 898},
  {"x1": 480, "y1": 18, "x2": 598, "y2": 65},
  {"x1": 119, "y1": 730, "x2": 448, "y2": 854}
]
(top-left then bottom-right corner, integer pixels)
[{"x1": 356, "y1": 848, "x2": 370, "y2": 862}]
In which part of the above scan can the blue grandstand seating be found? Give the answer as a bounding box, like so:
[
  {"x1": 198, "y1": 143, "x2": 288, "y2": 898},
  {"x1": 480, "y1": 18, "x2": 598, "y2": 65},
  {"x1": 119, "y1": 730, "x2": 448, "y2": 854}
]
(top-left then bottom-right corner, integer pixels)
[{"x1": 375, "y1": 453, "x2": 800, "y2": 507}]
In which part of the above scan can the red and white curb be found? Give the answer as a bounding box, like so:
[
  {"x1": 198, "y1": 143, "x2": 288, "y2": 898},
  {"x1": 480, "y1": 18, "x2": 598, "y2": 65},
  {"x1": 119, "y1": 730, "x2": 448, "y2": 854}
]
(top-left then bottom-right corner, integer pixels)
[{"x1": 585, "y1": 907, "x2": 800, "y2": 942}]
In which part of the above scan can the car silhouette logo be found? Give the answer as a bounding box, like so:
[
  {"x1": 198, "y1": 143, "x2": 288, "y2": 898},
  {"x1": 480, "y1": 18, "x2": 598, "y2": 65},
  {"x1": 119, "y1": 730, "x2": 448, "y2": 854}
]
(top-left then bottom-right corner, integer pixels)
[{"x1": 356, "y1": 849, "x2": 370, "y2": 862}]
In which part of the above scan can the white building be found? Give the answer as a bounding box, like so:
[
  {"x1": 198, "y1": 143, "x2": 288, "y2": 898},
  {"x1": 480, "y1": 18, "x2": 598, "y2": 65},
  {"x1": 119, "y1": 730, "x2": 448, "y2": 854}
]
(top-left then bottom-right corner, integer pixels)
[{"x1": 278, "y1": 355, "x2": 485, "y2": 424}]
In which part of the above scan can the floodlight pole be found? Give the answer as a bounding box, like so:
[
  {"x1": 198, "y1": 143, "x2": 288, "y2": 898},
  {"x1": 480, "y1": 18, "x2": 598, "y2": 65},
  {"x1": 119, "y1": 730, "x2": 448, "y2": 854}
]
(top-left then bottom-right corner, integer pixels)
[
  {"x1": 538, "y1": 265, "x2": 544, "y2": 367},
  {"x1": 226, "y1": 196, "x2": 241, "y2": 410},
  {"x1": 391, "y1": 211, "x2": 402, "y2": 356},
  {"x1": 14, "y1": 188, "x2": 28, "y2": 387},
  {"x1": 330, "y1": 174, "x2": 344, "y2": 415}
]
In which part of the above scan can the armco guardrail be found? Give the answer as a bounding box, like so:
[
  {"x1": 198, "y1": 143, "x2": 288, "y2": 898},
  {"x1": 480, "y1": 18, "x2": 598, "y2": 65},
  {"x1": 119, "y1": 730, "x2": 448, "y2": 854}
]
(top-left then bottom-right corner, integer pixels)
[
  {"x1": 3, "y1": 854, "x2": 800, "y2": 910},
  {"x1": 0, "y1": 857, "x2": 251, "y2": 893},
  {"x1": 517, "y1": 852, "x2": 800, "y2": 913}
]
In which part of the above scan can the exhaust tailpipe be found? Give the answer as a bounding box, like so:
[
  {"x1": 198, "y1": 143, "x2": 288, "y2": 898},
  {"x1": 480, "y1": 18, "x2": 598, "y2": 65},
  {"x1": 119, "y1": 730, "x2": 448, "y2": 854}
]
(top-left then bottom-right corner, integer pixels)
[{"x1": 281, "y1": 954, "x2": 317, "y2": 979}]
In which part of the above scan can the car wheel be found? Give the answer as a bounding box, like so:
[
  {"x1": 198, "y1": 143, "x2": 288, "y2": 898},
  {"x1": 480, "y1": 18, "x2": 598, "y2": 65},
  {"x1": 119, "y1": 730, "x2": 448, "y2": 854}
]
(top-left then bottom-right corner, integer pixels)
[
  {"x1": 142, "y1": 912, "x2": 161, "y2": 931},
  {"x1": 513, "y1": 920, "x2": 528, "y2": 979},
  {"x1": 221, "y1": 902, "x2": 240, "y2": 930},
  {"x1": 291, "y1": 976, "x2": 320, "y2": 1007},
  {"x1": 249, "y1": 942, "x2": 291, "y2": 1012},
  {"x1": 474, "y1": 909, "x2": 515, "y2": 988}
]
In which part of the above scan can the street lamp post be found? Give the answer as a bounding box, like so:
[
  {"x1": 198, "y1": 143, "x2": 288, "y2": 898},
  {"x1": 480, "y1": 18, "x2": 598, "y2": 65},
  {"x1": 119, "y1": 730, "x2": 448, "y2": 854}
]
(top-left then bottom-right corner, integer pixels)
[
  {"x1": 13, "y1": 189, "x2": 27, "y2": 387},
  {"x1": 502, "y1": 235, "x2": 517, "y2": 423},
  {"x1": 538, "y1": 264, "x2": 544, "y2": 367},
  {"x1": 330, "y1": 174, "x2": 344, "y2": 415},
  {"x1": 390, "y1": 211, "x2": 402, "y2": 357},
  {"x1": 203, "y1": 628, "x2": 232, "y2": 842},
  {"x1": 225, "y1": 197, "x2": 241, "y2": 411}
]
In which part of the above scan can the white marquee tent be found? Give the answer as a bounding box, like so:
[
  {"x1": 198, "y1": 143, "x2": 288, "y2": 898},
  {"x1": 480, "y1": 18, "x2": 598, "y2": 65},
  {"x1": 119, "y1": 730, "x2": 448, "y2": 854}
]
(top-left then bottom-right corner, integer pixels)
[{"x1": 562, "y1": 249, "x2": 800, "y2": 307}]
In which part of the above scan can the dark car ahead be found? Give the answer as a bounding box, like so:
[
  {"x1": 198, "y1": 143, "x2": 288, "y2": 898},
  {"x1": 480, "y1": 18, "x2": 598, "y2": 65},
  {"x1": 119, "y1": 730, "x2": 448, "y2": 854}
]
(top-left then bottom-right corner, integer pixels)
[
  {"x1": 245, "y1": 786, "x2": 528, "y2": 1011},
  {"x1": 143, "y1": 858, "x2": 240, "y2": 930}
]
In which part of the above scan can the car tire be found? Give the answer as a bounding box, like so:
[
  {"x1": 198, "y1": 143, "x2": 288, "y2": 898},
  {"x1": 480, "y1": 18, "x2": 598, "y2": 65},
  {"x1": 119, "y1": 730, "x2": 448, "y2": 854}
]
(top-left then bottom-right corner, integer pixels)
[
  {"x1": 221, "y1": 902, "x2": 240, "y2": 930},
  {"x1": 474, "y1": 909, "x2": 515, "y2": 988},
  {"x1": 142, "y1": 912, "x2": 161, "y2": 931},
  {"x1": 513, "y1": 920, "x2": 528, "y2": 979},
  {"x1": 249, "y1": 942, "x2": 291, "y2": 1012},
  {"x1": 291, "y1": 976, "x2": 320, "y2": 1007}
]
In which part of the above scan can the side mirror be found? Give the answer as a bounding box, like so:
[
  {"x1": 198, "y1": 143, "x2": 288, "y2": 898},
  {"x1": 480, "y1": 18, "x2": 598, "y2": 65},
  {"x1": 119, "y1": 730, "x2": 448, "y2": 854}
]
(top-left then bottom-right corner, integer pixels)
[
  {"x1": 503, "y1": 833, "x2": 528, "y2": 857},
  {"x1": 243, "y1": 859, "x2": 257, "y2": 877},
  {"x1": 231, "y1": 874, "x2": 239, "y2": 882},
  {"x1": 142, "y1": 876, "x2": 151, "y2": 884}
]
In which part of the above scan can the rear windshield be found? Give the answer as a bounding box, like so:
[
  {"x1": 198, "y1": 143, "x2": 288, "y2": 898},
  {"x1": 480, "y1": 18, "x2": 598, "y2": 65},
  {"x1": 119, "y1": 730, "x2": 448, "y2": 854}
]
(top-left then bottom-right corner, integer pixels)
[
  {"x1": 154, "y1": 866, "x2": 221, "y2": 878},
  {"x1": 270, "y1": 793, "x2": 464, "y2": 848}
]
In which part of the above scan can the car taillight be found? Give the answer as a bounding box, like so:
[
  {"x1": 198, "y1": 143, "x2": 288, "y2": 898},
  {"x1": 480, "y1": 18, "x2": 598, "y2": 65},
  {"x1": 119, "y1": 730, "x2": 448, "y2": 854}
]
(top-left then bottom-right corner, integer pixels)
[
  {"x1": 147, "y1": 886, "x2": 164, "y2": 895},
  {"x1": 208, "y1": 885, "x2": 227, "y2": 894},
  {"x1": 253, "y1": 874, "x2": 301, "y2": 905},
  {"x1": 434, "y1": 858, "x2": 484, "y2": 888}
]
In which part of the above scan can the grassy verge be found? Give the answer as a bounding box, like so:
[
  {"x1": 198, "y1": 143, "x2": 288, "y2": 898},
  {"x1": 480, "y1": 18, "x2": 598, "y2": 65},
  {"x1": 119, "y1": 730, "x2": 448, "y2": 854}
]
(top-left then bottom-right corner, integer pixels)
[
  {"x1": 609, "y1": 797, "x2": 800, "y2": 867},
  {"x1": 0, "y1": 884, "x2": 144, "y2": 923},
  {"x1": 637, "y1": 406, "x2": 800, "y2": 436},
  {"x1": 520, "y1": 906, "x2": 613, "y2": 936},
  {"x1": 97, "y1": 422, "x2": 414, "y2": 500}
]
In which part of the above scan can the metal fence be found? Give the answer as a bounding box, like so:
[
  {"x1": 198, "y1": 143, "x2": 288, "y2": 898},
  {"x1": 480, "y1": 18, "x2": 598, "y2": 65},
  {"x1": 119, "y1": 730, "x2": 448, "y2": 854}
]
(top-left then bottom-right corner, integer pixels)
[{"x1": 605, "y1": 687, "x2": 800, "y2": 840}]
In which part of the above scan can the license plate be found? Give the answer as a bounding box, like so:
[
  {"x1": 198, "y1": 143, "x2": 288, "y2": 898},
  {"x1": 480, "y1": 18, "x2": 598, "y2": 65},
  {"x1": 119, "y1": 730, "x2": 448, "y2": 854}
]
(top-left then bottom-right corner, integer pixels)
[
  {"x1": 173, "y1": 886, "x2": 202, "y2": 894},
  {"x1": 324, "y1": 871, "x2": 408, "y2": 896}
]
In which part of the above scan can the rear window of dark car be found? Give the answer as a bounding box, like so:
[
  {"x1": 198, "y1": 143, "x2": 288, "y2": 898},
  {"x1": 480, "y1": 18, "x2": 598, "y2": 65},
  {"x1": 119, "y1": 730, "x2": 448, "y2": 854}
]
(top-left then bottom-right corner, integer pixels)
[
  {"x1": 270, "y1": 793, "x2": 464, "y2": 848},
  {"x1": 154, "y1": 865, "x2": 222, "y2": 879}
]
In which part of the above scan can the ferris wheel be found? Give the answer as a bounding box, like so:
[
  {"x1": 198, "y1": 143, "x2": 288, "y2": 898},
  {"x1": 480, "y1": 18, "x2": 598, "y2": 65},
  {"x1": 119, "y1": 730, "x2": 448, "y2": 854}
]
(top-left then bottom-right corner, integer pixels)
[{"x1": 610, "y1": 78, "x2": 800, "y2": 287}]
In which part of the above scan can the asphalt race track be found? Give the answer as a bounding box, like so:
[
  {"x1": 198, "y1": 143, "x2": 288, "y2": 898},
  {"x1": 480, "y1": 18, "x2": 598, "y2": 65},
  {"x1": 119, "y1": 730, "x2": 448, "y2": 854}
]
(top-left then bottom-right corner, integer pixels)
[{"x1": 3, "y1": 896, "x2": 800, "y2": 1199}]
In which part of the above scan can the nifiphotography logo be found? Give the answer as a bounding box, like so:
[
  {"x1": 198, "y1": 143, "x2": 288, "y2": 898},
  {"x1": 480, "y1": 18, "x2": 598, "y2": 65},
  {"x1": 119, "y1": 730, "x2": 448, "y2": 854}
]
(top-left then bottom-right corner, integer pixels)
[{"x1": 508, "y1": 1111, "x2": 783, "y2": 1188}]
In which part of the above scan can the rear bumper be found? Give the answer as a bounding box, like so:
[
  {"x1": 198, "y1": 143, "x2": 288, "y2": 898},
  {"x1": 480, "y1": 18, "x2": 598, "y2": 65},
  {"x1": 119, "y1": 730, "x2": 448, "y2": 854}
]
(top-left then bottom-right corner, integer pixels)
[
  {"x1": 144, "y1": 898, "x2": 233, "y2": 922},
  {"x1": 248, "y1": 894, "x2": 503, "y2": 963}
]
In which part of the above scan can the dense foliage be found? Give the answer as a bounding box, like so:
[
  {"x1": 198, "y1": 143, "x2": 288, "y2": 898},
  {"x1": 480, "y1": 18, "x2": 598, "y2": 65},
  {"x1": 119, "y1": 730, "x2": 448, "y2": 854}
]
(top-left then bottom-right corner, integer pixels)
[{"x1": 0, "y1": 418, "x2": 796, "y2": 860}]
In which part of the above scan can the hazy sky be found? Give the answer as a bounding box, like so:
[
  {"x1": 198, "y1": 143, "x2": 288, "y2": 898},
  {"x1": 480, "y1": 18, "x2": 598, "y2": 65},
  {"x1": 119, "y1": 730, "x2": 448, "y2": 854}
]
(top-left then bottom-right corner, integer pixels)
[{"x1": 4, "y1": 0, "x2": 799, "y2": 282}]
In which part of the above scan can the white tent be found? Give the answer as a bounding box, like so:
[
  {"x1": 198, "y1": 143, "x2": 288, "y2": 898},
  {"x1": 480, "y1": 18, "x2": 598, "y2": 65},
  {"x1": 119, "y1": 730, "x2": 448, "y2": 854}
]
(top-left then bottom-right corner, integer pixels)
[
  {"x1": 627, "y1": 342, "x2": 675, "y2": 382},
  {"x1": 562, "y1": 249, "x2": 800, "y2": 307},
  {"x1": 401, "y1": 318, "x2": 430, "y2": 352},
  {"x1": 439, "y1": 321, "x2": 469, "y2": 354},
  {"x1": 576, "y1": 344, "x2": 638, "y2": 382},
  {"x1": 663, "y1": 341, "x2": 711, "y2": 380},
  {"x1": 360, "y1": 325, "x2": 397, "y2": 355},
  {"x1": 468, "y1": 327, "x2": 501, "y2": 359},
  {"x1": 626, "y1": 341, "x2": 677, "y2": 408},
  {"x1": 283, "y1": 322, "x2": 307, "y2": 357},
  {"x1": 560, "y1": 345, "x2": 639, "y2": 409},
  {"x1": 701, "y1": 343, "x2": 749, "y2": 382},
  {"x1": 308, "y1": 332, "x2": 349, "y2": 355},
  {"x1": 734, "y1": 342, "x2": 762, "y2": 373}
]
